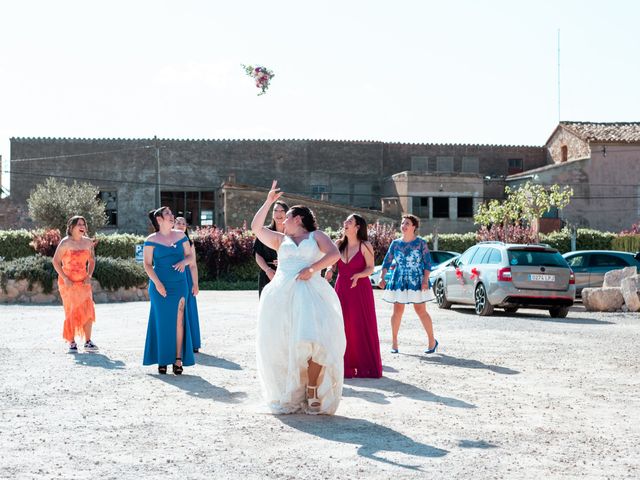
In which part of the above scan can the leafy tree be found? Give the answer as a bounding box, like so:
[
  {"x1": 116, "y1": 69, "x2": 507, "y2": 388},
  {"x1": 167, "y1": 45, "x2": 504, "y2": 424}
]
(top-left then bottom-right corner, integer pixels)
[
  {"x1": 475, "y1": 181, "x2": 573, "y2": 243},
  {"x1": 27, "y1": 178, "x2": 107, "y2": 235}
]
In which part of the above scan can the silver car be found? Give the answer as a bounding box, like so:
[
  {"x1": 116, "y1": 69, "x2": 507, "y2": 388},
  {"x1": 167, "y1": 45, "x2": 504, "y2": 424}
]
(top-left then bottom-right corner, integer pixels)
[{"x1": 432, "y1": 242, "x2": 576, "y2": 317}]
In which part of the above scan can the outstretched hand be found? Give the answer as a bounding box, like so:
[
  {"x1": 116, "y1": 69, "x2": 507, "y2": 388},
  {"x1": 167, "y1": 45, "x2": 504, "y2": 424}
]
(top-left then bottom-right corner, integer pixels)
[{"x1": 266, "y1": 180, "x2": 284, "y2": 204}]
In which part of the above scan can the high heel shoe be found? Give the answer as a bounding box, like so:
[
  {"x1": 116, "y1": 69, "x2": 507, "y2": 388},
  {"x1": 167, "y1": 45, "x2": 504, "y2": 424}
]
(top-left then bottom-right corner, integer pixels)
[
  {"x1": 172, "y1": 358, "x2": 183, "y2": 375},
  {"x1": 424, "y1": 339, "x2": 439, "y2": 354},
  {"x1": 307, "y1": 385, "x2": 321, "y2": 413},
  {"x1": 158, "y1": 365, "x2": 167, "y2": 374}
]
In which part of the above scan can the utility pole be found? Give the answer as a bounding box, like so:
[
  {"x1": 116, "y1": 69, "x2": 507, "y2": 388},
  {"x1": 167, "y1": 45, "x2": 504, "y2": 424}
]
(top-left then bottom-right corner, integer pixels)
[
  {"x1": 154, "y1": 135, "x2": 161, "y2": 207},
  {"x1": 557, "y1": 29, "x2": 561, "y2": 122}
]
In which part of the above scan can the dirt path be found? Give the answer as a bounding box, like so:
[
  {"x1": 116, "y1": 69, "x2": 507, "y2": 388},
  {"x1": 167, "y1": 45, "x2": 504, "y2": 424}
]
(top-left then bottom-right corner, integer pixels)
[{"x1": 1, "y1": 291, "x2": 639, "y2": 479}]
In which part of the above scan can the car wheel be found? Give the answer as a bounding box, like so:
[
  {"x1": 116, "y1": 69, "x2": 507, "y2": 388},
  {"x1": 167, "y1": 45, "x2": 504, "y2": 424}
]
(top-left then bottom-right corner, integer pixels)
[
  {"x1": 474, "y1": 283, "x2": 494, "y2": 316},
  {"x1": 504, "y1": 306, "x2": 518, "y2": 314},
  {"x1": 435, "y1": 279, "x2": 452, "y2": 309},
  {"x1": 549, "y1": 306, "x2": 569, "y2": 318}
]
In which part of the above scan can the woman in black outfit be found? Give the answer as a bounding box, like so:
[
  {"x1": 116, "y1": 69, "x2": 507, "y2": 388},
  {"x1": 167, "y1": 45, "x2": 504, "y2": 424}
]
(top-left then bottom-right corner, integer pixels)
[{"x1": 253, "y1": 200, "x2": 289, "y2": 296}]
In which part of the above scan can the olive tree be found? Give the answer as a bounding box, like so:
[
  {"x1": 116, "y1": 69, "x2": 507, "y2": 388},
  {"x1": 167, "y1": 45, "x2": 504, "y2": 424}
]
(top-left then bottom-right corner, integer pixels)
[{"x1": 27, "y1": 178, "x2": 107, "y2": 235}]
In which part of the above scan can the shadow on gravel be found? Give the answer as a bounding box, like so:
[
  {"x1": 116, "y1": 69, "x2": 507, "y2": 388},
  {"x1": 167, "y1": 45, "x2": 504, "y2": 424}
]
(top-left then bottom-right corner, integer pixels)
[
  {"x1": 458, "y1": 439, "x2": 498, "y2": 449},
  {"x1": 451, "y1": 307, "x2": 614, "y2": 325},
  {"x1": 154, "y1": 374, "x2": 247, "y2": 403},
  {"x1": 278, "y1": 414, "x2": 448, "y2": 470},
  {"x1": 382, "y1": 365, "x2": 399, "y2": 373},
  {"x1": 73, "y1": 353, "x2": 125, "y2": 370},
  {"x1": 343, "y1": 377, "x2": 475, "y2": 408},
  {"x1": 414, "y1": 353, "x2": 520, "y2": 375},
  {"x1": 195, "y1": 352, "x2": 243, "y2": 370}
]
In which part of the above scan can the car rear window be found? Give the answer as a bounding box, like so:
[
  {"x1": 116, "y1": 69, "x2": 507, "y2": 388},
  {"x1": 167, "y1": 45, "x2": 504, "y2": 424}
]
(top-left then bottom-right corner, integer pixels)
[{"x1": 507, "y1": 249, "x2": 567, "y2": 267}]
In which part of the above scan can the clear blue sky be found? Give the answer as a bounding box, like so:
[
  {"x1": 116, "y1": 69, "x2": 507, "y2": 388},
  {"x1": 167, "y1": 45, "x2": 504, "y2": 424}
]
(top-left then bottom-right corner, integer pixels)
[{"x1": 1, "y1": 0, "x2": 639, "y2": 193}]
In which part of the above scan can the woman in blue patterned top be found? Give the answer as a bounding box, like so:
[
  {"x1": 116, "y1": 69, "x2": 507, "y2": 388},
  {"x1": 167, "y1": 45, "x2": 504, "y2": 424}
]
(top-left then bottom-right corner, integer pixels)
[{"x1": 379, "y1": 214, "x2": 438, "y2": 355}]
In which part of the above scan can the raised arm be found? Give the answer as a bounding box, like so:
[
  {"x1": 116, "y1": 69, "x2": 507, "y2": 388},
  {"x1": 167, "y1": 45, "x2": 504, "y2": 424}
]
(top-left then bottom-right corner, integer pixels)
[{"x1": 251, "y1": 180, "x2": 286, "y2": 251}]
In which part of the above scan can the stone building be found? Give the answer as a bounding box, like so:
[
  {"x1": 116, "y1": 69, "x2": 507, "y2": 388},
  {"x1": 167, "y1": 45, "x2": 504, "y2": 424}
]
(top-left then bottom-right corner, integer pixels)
[
  {"x1": 507, "y1": 121, "x2": 640, "y2": 233},
  {"x1": 7, "y1": 137, "x2": 547, "y2": 234}
]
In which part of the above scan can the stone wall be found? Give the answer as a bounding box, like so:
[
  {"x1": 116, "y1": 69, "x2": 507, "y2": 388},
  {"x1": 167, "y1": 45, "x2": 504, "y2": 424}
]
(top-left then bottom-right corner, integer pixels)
[
  {"x1": 546, "y1": 126, "x2": 591, "y2": 164},
  {"x1": 222, "y1": 184, "x2": 397, "y2": 230},
  {"x1": 0, "y1": 278, "x2": 149, "y2": 304},
  {"x1": 9, "y1": 137, "x2": 548, "y2": 234}
]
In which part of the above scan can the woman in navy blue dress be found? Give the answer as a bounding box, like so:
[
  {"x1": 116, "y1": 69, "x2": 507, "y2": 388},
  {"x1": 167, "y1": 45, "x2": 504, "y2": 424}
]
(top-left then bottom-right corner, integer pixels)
[
  {"x1": 379, "y1": 214, "x2": 438, "y2": 355},
  {"x1": 143, "y1": 207, "x2": 196, "y2": 374},
  {"x1": 174, "y1": 217, "x2": 201, "y2": 353}
]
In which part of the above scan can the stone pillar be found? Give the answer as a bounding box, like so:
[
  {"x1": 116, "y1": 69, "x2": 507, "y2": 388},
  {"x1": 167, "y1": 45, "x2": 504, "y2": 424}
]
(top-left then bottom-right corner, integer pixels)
[{"x1": 449, "y1": 196, "x2": 457, "y2": 220}]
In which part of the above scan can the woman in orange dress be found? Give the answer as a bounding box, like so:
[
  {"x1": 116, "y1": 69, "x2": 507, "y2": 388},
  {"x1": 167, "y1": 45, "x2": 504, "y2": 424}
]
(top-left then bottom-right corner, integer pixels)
[{"x1": 52, "y1": 216, "x2": 98, "y2": 353}]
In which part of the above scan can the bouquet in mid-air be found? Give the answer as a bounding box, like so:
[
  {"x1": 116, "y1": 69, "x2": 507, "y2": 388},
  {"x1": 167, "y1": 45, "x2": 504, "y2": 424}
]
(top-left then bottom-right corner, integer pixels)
[{"x1": 241, "y1": 64, "x2": 275, "y2": 96}]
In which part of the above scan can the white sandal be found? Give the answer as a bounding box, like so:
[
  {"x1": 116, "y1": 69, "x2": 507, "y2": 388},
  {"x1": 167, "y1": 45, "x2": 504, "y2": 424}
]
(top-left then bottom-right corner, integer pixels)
[{"x1": 307, "y1": 385, "x2": 321, "y2": 412}]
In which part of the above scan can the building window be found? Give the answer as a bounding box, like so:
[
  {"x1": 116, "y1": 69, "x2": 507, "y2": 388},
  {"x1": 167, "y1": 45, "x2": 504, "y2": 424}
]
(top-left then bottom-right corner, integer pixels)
[
  {"x1": 508, "y1": 158, "x2": 523, "y2": 175},
  {"x1": 462, "y1": 157, "x2": 479, "y2": 173},
  {"x1": 457, "y1": 197, "x2": 474, "y2": 217},
  {"x1": 411, "y1": 156, "x2": 429, "y2": 171},
  {"x1": 561, "y1": 146, "x2": 568, "y2": 162},
  {"x1": 411, "y1": 196, "x2": 429, "y2": 217},
  {"x1": 436, "y1": 156, "x2": 454, "y2": 172},
  {"x1": 160, "y1": 191, "x2": 215, "y2": 226},
  {"x1": 98, "y1": 191, "x2": 117, "y2": 226},
  {"x1": 311, "y1": 184, "x2": 328, "y2": 200},
  {"x1": 433, "y1": 197, "x2": 449, "y2": 218}
]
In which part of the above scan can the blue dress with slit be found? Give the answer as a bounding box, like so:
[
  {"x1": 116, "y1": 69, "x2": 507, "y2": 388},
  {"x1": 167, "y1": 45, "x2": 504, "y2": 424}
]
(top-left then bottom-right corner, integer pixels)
[{"x1": 143, "y1": 236, "x2": 195, "y2": 367}]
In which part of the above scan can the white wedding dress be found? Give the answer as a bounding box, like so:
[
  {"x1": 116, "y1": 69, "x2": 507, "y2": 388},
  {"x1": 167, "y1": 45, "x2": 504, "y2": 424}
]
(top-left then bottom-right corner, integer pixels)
[{"x1": 256, "y1": 232, "x2": 346, "y2": 415}]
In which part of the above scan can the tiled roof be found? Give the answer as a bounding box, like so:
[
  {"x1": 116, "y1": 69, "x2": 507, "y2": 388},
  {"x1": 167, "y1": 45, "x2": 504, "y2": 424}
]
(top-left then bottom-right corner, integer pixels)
[{"x1": 560, "y1": 121, "x2": 640, "y2": 143}]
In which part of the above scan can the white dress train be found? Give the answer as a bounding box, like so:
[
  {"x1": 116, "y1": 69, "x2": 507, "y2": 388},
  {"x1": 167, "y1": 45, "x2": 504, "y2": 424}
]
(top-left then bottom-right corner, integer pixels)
[{"x1": 256, "y1": 232, "x2": 346, "y2": 415}]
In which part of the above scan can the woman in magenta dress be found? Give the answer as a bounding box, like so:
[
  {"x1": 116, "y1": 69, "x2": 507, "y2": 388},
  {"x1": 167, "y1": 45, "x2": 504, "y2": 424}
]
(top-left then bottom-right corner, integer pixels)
[{"x1": 326, "y1": 214, "x2": 382, "y2": 378}]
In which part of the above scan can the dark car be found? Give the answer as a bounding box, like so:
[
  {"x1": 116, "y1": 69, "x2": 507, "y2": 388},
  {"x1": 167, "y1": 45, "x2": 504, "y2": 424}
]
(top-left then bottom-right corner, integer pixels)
[{"x1": 562, "y1": 250, "x2": 640, "y2": 295}]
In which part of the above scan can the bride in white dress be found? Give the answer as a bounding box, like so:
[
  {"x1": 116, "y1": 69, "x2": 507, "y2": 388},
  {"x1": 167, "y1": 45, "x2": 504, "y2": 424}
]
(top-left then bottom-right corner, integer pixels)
[{"x1": 251, "y1": 181, "x2": 346, "y2": 415}]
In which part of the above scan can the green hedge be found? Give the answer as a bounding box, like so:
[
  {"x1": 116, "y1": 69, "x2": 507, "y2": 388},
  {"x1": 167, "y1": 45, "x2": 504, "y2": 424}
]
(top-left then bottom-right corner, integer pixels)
[
  {"x1": 200, "y1": 280, "x2": 257, "y2": 290},
  {"x1": 541, "y1": 228, "x2": 616, "y2": 253},
  {"x1": 611, "y1": 235, "x2": 640, "y2": 253},
  {"x1": 0, "y1": 254, "x2": 56, "y2": 293},
  {"x1": 93, "y1": 256, "x2": 147, "y2": 290},
  {"x1": 0, "y1": 229, "x2": 33, "y2": 260},
  {"x1": 95, "y1": 233, "x2": 145, "y2": 259},
  {"x1": 423, "y1": 232, "x2": 477, "y2": 253},
  {"x1": 217, "y1": 260, "x2": 260, "y2": 282},
  {"x1": 1, "y1": 255, "x2": 147, "y2": 294}
]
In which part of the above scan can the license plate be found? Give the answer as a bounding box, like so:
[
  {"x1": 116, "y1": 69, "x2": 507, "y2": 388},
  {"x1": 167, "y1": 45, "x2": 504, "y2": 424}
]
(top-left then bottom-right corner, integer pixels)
[{"x1": 530, "y1": 274, "x2": 555, "y2": 282}]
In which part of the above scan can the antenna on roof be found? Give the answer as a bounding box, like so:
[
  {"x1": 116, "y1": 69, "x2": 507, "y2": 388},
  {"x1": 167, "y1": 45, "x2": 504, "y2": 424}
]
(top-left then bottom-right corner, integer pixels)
[{"x1": 557, "y1": 28, "x2": 561, "y2": 122}]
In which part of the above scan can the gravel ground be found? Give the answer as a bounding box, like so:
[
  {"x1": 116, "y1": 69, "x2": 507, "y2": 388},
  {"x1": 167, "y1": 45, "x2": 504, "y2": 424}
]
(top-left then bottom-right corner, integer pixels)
[{"x1": 1, "y1": 291, "x2": 639, "y2": 479}]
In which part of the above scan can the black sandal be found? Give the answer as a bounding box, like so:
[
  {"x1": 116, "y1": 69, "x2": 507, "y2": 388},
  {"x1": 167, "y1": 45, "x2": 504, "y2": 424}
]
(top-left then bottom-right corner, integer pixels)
[
  {"x1": 158, "y1": 365, "x2": 167, "y2": 374},
  {"x1": 172, "y1": 358, "x2": 183, "y2": 375}
]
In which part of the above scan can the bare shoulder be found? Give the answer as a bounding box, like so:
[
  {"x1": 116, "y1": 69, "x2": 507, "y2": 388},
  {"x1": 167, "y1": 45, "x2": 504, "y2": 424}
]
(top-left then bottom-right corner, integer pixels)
[
  {"x1": 145, "y1": 233, "x2": 158, "y2": 242},
  {"x1": 363, "y1": 241, "x2": 374, "y2": 254},
  {"x1": 313, "y1": 230, "x2": 332, "y2": 242},
  {"x1": 172, "y1": 230, "x2": 186, "y2": 242}
]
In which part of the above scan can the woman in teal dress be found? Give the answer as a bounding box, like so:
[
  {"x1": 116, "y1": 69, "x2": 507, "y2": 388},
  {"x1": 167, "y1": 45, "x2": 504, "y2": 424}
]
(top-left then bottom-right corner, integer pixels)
[
  {"x1": 143, "y1": 207, "x2": 196, "y2": 374},
  {"x1": 174, "y1": 216, "x2": 201, "y2": 353}
]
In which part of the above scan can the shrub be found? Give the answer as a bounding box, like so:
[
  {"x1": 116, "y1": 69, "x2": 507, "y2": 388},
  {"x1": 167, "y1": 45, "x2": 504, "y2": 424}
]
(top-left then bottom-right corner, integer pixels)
[
  {"x1": 218, "y1": 260, "x2": 260, "y2": 282},
  {"x1": 620, "y1": 222, "x2": 640, "y2": 235},
  {"x1": 95, "y1": 233, "x2": 145, "y2": 259},
  {"x1": 199, "y1": 280, "x2": 257, "y2": 290},
  {"x1": 475, "y1": 225, "x2": 537, "y2": 245},
  {"x1": 0, "y1": 255, "x2": 56, "y2": 293},
  {"x1": 426, "y1": 232, "x2": 479, "y2": 253},
  {"x1": 540, "y1": 228, "x2": 616, "y2": 253},
  {"x1": 92, "y1": 256, "x2": 147, "y2": 291},
  {"x1": 27, "y1": 177, "x2": 107, "y2": 234},
  {"x1": 0, "y1": 229, "x2": 33, "y2": 260},
  {"x1": 30, "y1": 229, "x2": 62, "y2": 257},
  {"x1": 367, "y1": 222, "x2": 398, "y2": 264},
  {"x1": 194, "y1": 226, "x2": 255, "y2": 280},
  {"x1": 612, "y1": 235, "x2": 640, "y2": 253}
]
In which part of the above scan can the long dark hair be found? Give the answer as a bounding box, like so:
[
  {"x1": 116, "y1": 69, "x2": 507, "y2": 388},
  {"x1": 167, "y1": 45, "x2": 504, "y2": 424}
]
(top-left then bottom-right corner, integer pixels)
[
  {"x1": 337, "y1": 214, "x2": 368, "y2": 254},
  {"x1": 148, "y1": 206, "x2": 169, "y2": 232},
  {"x1": 175, "y1": 216, "x2": 193, "y2": 245},
  {"x1": 66, "y1": 215, "x2": 87, "y2": 236},
  {"x1": 288, "y1": 205, "x2": 318, "y2": 232},
  {"x1": 269, "y1": 201, "x2": 289, "y2": 231}
]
